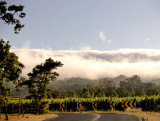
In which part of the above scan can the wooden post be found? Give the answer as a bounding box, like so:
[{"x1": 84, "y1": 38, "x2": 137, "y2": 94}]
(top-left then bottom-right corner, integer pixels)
[
  {"x1": 0, "y1": 105, "x2": 1, "y2": 120},
  {"x1": 65, "y1": 100, "x2": 67, "y2": 112},
  {"x1": 21, "y1": 100, "x2": 24, "y2": 118},
  {"x1": 18, "y1": 99, "x2": 21, "y2": 119},
  {"x1": 12, "y1": 104, "x2": 14, "y2": 114},
  {"x1": 149, "y1": 100, "x2": 151, "y2": 114},
  {"x1": 145, "y1": 96, "x2": 147, "y2": 111},
  {"x1": 4, "y1": 101, "x2": 8, "y2": 120},
  {"x1": 0, "y1": 108, "x2": 1, "y2": 121}
]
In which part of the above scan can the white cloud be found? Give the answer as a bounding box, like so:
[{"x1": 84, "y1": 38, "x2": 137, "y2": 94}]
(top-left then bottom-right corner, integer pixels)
[
  {"x1": 99, "y1": 32, "x2": 112, "y2": 44},
  {"x1": 12, "y1": 49, "x2": 160, "y2": 80},
  {"x1": 99, "y1": 32, "x2": 106, "y2": 42},
  {"x1": 144, "y1": 38, "x2": 150, "y2": 41}
]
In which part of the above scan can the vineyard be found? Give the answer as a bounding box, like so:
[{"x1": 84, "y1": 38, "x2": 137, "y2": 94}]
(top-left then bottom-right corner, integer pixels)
[{"x1": 0, "y1": 95, "x2": 160, "y2": 115}]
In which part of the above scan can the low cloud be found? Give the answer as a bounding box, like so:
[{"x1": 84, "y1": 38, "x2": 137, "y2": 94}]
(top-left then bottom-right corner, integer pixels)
[
  {"x1": 99, "y1": 32, "x2": 106, "y2": 42},
  {"x1": 12, "y1": 49, "x2": 160, "y2": 80}
]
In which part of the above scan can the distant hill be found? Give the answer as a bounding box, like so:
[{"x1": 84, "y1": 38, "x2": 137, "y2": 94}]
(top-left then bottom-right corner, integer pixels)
[
  {"x1": 113, "y1": 75, "x2": 128, "y2": 86},
  {"x1": 147, "y1": 79, "x2": 160, "y2": 85},
  {"x1": 48, "y1": 77, "x2": 93, "y2": 91},
  {"x1": 49, "y1": 75, "x2": 128, "y2": 91},
  {"x1": 6, "y1": 75, "x2": 160, "y2": 97}
]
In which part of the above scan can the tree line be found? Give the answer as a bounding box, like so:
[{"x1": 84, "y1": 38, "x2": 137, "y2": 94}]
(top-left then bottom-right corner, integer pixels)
[{"x1": 46, "y1": 75, "x2": 160, "y2": 99}]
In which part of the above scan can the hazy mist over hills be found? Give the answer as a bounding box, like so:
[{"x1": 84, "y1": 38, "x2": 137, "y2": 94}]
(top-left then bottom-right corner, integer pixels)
[
  {"x1": 49, "y1": 75, "x2": 160, "y2": 91},
  {"x1": 13, "y1": 49, "x2": 160, "y2": 80}
]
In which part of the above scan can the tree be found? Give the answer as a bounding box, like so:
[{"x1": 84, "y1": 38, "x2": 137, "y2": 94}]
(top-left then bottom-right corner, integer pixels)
[
  {"x1": 0, "y1": 39, "x2": 24, "y2": 97},
  {"x1": 116, "y1": 87, "x2": 130, "y2": 97},
  {"x1": 80, "y1": 88, "x2": 91, "y2": 98},
  {"x1": 139, "y1": 89, "x2": 146, "y2": 96},
  {"x1": 111, "y1": 91, "x2": 118, "y2": 97},
  {"x1": 98, "y1": 79, "x2": 116, "y2": 97},
  {"x1": 50, "y1": 90, "x2": 60, "y2": 98},
  {"x1": 67, "y1": 90, "x2": 77, "y2": 98},
  {"x1": 0, "y1": 1, "x2": 26, "y2": 34},
  {"x1": 94, "y1": 88, "x2": 105, "y2": 98},
  {"x1": 23, "y1": 58, "x2": 63, "y2": 101},
  {"x1": 120, "y1": 75, "x2": 142, "y2": 95},
  {"x1": 146, "y1": 88, "x2": 160, "y2": 96}
]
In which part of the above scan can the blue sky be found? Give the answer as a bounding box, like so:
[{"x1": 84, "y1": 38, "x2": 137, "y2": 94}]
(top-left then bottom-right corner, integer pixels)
[{"x1": 1, "y1": 0, "x2": 160, "y2": 51}]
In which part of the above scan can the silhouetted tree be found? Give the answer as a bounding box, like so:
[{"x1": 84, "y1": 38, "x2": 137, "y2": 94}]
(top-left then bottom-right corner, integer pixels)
[
  {"x1": 0, "y1": 1, "x2": 26, "y2": 33},
  {"x1": 0, "y1": 39, "x2": 24, "y2": 97},
  {"x1": 23, "y1": 58, "x2": 63, "y2": 101}
]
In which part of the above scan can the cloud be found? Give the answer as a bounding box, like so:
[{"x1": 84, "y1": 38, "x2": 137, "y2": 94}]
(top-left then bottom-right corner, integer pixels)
[
  {"x1": 12, "y1": 49, "x2": 160, "y2": 80},
  {"x1": 144, "y1": 38, "x2": 150, "y2": 41},
  {"x1": 99, "y1": 32, "x2": 112, "y2": 43},
  {"x1": 99, "y1": 32, "x2": 106, "y2": 42}
]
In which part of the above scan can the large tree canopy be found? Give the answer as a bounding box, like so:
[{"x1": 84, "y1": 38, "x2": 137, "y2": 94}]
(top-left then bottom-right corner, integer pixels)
[
  {"x1": 0, "y1": 39, "x2": 24, "y2": 96},
  {"x1": 23, "y1": 58, "x2": 63, "y2": 100},
  {"x1": 0, "y1": 1, "x2": 26, "y2": 33}
]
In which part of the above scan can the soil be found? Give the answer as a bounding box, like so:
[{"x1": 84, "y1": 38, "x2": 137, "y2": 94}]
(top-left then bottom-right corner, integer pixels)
[{"x1": 0, "y1": 113, "x2": 58, "y2": 121}]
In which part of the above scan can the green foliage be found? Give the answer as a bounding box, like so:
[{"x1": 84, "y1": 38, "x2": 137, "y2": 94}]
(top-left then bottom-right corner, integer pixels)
[
  {"x1": 2, "y1": 95, "x2": 160, "y2": 112},
  {"x1": 67, "y1": 90, "x2": 77, "y2": 98},
  {"x1": 39, "y1": 100, "x2": 50, "y2": 114},
  {"x1": 111, "y1": 91, "x2": 118, "y2": 97},
  {"x1": 139, "y1": 89, "x2": 146, "y2": 96},
  {"x1": 120, "y1": 75, "x2": 142, "y2": 95},
  {"x1": 80, "y1": 88, "x2": 91, "y2": 98},
  {"x1": 116, "y1": 87, "x2": 130, "y2": 97},
  {"x1": 0, "y1": 1, "x2": 26, "y2": 33},
  {"x1": 23, "y1": 58, "x2": 63, "y2": 101},
  {"x1": 50, "y1": 90, "x2": 60, "y2": 98},
  {"x1": 131, "y1": 88, "x2": 135, "y2": 97},
  {"x1": 146, "y1": 88, "x2": 160, "y2": 96},
  {"x1": 0, "y1": 39, "x2": 24, "y2": 97},
  {"x1": 94, "y1": 88, "x2": 105, "y2": 98}
]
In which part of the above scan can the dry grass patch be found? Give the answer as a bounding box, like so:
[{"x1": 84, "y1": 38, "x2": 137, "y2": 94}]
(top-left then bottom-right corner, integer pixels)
[
  {"x1": 0, "y1": 113, "x2": 58, "y2": 121},
  {"x1": 109, "y1": 108, "x2": 160, "y2": 121}
]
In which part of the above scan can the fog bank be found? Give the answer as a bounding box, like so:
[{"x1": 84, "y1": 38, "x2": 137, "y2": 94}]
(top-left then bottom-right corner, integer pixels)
[{"x1": 12, "y1": 49, "x2": 160, "y2": 80}]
